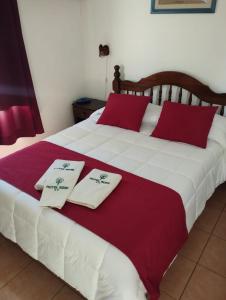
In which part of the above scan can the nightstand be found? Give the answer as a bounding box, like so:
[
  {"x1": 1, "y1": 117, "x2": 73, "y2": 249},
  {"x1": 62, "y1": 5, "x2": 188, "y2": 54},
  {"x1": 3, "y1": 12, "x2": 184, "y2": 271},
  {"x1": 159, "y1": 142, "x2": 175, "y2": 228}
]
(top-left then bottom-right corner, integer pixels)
[{"x1": 72, "y1": 98, "x2": 105, "y2": 124}]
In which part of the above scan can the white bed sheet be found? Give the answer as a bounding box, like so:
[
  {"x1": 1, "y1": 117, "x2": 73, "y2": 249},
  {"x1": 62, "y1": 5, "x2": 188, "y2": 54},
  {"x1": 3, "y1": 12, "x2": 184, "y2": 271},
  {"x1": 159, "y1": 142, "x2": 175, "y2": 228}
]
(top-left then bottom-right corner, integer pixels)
[{"x1": 0, "y1": 116, "x2": 226, "y2": 300}]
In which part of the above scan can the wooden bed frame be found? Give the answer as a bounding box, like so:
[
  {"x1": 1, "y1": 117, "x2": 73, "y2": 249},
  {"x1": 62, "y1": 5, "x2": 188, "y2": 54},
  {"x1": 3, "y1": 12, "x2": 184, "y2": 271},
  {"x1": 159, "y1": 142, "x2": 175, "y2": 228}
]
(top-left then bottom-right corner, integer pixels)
[{"x1": 112, "y1": 65, "x2": 226, "y2": 115}]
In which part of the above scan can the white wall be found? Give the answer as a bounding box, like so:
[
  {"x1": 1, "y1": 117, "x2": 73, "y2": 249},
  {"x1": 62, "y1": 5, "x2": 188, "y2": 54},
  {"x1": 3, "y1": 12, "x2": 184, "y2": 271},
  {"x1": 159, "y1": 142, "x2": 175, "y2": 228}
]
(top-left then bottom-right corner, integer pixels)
[
  {"x1": 1, "y1": 0, "x2": 226, "y2": 158},
  {"x1": 0, "y1": 0, "x2": 83, "y2": 158},
  {"x1": 81, "y1": 0, "x2": 226, "y2": 100}
]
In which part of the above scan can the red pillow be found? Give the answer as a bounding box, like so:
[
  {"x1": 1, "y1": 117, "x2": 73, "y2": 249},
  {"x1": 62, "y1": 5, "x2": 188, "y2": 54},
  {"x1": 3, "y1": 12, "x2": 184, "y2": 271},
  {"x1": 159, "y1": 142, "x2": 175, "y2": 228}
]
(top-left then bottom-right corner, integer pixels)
[
  {"x1": 97, "y1": 93, "x2": 150, "y2": 131},
  {"x1": 151, "y1": 101, "x2": 217, "y2": 148}
]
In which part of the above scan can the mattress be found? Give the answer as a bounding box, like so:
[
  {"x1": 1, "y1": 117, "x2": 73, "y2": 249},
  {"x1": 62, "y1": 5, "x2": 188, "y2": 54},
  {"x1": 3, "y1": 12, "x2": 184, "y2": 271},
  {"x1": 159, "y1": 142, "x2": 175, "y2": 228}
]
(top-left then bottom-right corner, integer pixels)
[{"x1": 0, "y1": 114, "x2": 226, "y2": 300}]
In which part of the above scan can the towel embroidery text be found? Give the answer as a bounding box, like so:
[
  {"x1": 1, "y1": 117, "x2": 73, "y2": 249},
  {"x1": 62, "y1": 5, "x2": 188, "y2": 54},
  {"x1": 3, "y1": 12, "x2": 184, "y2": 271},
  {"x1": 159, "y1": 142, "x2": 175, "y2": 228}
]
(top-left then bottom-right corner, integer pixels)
[{"x1": 46, "y1": 177, "x2": 69, "y2": 191}]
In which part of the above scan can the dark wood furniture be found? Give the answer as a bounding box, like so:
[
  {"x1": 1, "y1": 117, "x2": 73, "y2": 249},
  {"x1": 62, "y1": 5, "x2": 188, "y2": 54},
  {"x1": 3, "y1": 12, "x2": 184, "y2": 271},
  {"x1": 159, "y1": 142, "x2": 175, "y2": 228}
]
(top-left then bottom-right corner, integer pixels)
[
  {"x1": 113, "y1": 65, "x2": 226, "y2": 116},
  {"x1": 73, "y1": 99, "x2": 105, "y2": 123}
]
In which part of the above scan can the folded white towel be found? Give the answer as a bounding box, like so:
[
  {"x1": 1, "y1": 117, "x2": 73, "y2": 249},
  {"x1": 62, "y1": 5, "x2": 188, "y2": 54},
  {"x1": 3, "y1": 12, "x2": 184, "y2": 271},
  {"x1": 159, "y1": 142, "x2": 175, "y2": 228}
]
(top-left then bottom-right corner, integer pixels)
[
  {"x1": 68, "y1": 169, "x2": 122, "y2": 209},
  {"x1": 39, "y1": 169, "x2": 78, "y2": 209},
  {"x1": 35, "y1": 160, "x2": 85, "y2": 191}
]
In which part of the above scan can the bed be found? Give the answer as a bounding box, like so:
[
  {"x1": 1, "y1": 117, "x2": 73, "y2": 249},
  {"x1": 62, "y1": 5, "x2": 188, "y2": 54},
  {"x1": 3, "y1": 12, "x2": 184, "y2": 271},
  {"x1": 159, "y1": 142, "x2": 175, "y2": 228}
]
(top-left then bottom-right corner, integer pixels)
[{"x1": 0, "y1": 66, "x2": 226, "y2": 300}]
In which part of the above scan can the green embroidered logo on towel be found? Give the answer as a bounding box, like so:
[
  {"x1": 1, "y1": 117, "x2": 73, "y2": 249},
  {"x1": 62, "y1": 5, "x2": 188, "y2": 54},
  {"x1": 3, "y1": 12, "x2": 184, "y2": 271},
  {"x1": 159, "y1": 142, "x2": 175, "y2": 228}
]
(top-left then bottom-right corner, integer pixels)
[
  {"x1": 46, "y1": 177, "x2": 69, "y2": 191},
  {"x1": 89, "y1": 173, "x2": 110, "y2": 185},
  {"x1": 54, "y1": 162, "x2": 75, "y2": 171}
]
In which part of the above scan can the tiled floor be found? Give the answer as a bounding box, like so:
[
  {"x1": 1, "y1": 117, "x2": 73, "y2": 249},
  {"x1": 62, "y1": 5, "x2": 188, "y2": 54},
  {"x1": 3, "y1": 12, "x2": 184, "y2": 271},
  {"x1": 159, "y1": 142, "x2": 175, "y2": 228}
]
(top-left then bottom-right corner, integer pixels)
[{"x1": 0, "y1": 183, "x2": 226, "y2": 300}]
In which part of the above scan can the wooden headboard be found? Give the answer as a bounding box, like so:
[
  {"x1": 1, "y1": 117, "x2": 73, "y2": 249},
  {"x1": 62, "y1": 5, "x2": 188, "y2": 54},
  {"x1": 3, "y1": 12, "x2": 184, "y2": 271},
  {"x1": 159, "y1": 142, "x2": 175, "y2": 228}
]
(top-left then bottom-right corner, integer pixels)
[{"x1": 112, "y1": 65, "x2": 226, "y2": 116}]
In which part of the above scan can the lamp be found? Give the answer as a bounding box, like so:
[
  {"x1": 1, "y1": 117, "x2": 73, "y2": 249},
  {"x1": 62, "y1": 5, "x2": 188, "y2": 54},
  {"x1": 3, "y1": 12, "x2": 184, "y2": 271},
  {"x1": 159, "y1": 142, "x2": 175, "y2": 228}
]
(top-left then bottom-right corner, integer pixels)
[{"x1": 99, "y1": 44, "x2": 110, "y2": 57}]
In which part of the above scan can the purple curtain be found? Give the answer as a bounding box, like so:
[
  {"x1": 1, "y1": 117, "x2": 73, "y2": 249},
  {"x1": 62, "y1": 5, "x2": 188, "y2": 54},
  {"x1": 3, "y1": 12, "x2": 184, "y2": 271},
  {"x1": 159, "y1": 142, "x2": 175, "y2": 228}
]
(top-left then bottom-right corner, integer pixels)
[{"x1": 0, "y1": 0, "x2": 44, "y2": 145}]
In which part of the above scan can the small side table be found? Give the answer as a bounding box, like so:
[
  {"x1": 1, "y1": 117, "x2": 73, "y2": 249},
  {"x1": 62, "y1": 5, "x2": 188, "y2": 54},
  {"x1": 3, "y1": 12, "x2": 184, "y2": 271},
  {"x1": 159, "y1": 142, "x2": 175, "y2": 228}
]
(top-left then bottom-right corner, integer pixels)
[{"x1": 72, "y1": 98, "x2": 105, "y2": 124}]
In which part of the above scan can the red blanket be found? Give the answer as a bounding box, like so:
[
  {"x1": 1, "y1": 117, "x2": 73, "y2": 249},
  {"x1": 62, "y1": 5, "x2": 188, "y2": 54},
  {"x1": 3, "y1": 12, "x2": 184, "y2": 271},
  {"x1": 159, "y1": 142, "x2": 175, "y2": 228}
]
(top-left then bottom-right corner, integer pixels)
[{"x1": 0, "y1": 141, "x2": 188, "y2": 299}]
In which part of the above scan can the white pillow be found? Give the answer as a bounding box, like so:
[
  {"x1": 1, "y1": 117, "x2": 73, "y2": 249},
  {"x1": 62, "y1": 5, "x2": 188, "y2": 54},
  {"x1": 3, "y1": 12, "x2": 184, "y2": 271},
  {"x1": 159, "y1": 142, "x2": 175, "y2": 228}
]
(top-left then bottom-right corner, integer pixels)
[
  {"x1": 90, "y1": 107, "x2": 105, "y2": 122},
  {"x1": 142, "y1": 103, "x2": 162, "y2": 126},
  {"x1": 139, "y1": 103, "x2": 162, "y2": 135},
  {"x1": 208, "y1": 114, "x2": 226, "y2": 148}
]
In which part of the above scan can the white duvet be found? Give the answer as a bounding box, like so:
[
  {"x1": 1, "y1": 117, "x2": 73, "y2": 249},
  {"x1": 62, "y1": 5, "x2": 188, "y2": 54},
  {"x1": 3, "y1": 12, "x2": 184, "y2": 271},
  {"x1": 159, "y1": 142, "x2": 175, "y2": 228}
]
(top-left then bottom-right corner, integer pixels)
[{"x1": 0, "y1": 110, "x2": 226, "y2": 300}]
